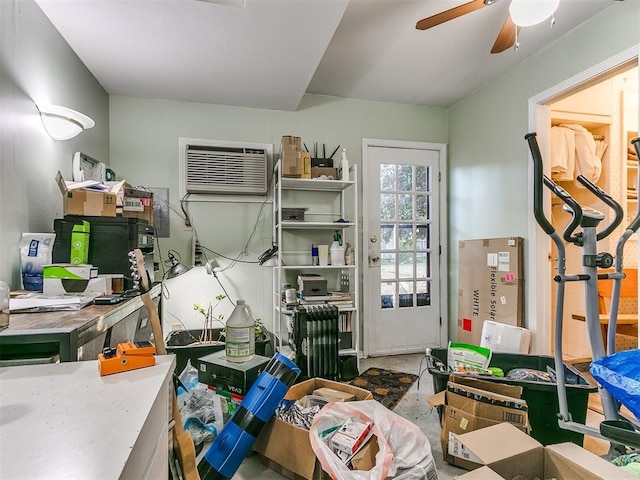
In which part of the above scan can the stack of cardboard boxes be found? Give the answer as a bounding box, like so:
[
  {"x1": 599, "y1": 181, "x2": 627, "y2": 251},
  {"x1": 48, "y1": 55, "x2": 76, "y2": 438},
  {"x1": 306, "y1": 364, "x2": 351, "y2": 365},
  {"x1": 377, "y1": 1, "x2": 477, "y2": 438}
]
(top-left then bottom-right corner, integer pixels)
[
  {"x1": 56, "y1": 171, "x2": 153, "y2": 224},
  {"x1": 430, "y1": 374, "x2": 633, "y2": 479},
  {"x1": 428, "y1": 374, "x2": 530, "y2": 468},
  {"x1": 451, "y1": 423, "x2": 635, "y2": 480}
]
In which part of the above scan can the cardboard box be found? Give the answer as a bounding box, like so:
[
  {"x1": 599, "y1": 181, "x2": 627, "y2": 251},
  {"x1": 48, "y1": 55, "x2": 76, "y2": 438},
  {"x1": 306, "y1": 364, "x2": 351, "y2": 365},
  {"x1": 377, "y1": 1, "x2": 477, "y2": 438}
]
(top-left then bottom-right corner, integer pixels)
[
  {"x1": 428, "y1": 374, "x2": 529, "y2": 464},
  {"x1": 197, "y1": 350, "x2": 270, "y2": 397},
  {"x1": 56, "y1": 171, "x2": 119, "y2": 217},
  {"x1": 312, "y1": 387, "x2": 355, "y2": 403},
  {"x1": 253, "y1": 378, "x2": 373, "y2": 480},
  {"x1": 457, "y1": 237, "x2": 524, "y2": 345},
  {"x1": 43, "y1": 264, "x2": 98, "y2": 280},
  {"x1": 480, "y1": 320, "x2": 531, "y2": 354},
  {"x1": 452, "y1": 423, "x2": 635, "y2": 479},
  {"x1": 70, "y1": 221, "x2": 90, "y2": 265},
  {"x1": 43, "y1": 276, "x2": 108, "y2": 295},
  {"x1": 300, "y1": 152, "x2": 311, "y2": 179},
  {"x1": 311, "y1": 167, "x2": 338, "y2": 179},
  {"x1": 117, "y1": 183, "x2": 154, "y2": 224},
  {"x1": 281, "y1": 136, "x2": 302, "y2": 178}
]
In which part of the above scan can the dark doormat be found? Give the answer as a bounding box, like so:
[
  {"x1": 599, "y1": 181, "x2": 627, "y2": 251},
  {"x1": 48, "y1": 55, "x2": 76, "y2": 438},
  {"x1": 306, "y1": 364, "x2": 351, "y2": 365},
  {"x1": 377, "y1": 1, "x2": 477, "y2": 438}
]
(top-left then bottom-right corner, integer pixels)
[{"x1": 350, "y1": 368, "x2": 418, "y2": 410}]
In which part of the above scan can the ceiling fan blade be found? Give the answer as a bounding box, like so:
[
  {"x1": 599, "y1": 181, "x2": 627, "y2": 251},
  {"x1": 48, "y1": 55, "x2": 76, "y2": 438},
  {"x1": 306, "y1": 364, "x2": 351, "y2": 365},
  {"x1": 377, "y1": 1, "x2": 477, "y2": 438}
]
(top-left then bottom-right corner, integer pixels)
[
  {"x1": 491, "y1": 14, "x2": 518, "y2": 54},
  {"x1": 416, "y1": 0, "x2": 487, "y2": 30}
]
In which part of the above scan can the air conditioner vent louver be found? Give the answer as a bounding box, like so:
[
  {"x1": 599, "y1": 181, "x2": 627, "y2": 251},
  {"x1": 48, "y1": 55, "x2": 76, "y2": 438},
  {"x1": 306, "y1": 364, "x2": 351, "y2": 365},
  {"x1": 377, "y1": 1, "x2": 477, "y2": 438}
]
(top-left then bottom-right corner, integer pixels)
[{"x1": 185, "y1": 144, "x2": 268, "y2": 195}]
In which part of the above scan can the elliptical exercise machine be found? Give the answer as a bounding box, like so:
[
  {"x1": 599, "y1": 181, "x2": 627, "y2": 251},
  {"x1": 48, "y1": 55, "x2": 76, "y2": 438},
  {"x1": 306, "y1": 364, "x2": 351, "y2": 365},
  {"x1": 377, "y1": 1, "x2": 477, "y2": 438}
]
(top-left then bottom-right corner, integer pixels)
[{"x1": 526, "y1": 132, "x2": 640, "y2": 455}]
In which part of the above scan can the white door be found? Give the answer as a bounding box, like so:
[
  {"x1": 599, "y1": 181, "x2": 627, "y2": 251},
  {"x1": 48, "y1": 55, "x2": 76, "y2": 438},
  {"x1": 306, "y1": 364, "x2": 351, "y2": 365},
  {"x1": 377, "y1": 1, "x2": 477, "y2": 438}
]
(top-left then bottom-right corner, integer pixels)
[{"x1": 363, "y1": 139, "x2": 447, "y2": 356}]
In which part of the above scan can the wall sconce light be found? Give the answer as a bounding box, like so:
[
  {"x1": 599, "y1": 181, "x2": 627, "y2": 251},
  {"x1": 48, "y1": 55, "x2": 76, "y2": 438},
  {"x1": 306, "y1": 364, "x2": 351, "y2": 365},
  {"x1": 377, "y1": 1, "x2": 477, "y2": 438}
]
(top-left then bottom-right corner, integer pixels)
[
  {"x1": 37, "y1": 104, "x2": 95, "y2": 140},
  {"x1": 509, "y1": 0, "x2": 559, "y2": 27}
]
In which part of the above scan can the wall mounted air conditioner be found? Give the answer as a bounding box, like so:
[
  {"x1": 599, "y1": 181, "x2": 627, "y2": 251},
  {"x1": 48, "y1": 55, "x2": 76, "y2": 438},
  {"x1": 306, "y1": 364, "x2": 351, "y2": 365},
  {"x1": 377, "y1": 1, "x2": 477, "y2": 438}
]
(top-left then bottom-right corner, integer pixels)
[{"x1": 179, "y1": 138, "x2": 272, "y2": 200}]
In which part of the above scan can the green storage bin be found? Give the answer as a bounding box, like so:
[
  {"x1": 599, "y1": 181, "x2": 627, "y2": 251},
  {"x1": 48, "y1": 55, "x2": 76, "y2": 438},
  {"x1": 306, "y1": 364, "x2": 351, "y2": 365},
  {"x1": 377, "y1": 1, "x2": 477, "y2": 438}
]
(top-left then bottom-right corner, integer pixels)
[{"x1": 428, "y1": 348, "x2": 596, "y2": 446}]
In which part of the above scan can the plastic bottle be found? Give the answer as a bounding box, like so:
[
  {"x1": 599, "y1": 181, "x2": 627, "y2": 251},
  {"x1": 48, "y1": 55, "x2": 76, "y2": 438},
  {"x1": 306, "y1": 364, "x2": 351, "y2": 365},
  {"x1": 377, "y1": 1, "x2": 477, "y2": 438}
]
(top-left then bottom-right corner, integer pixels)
[
  {"x1": 340, "y1": 148, "x2": 349, "y2": 181},
  {"x1": 330, "y1": 230, "x2": 345, "y2": 266},
  {"x1": 225, "y1": 299, "x2": 255, "y2": 363}
]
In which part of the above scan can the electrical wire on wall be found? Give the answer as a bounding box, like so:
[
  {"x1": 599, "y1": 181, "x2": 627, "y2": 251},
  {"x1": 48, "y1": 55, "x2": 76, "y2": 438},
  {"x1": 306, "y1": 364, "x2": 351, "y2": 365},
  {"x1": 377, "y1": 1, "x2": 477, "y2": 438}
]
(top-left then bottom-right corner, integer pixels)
[{"x1": 132, "y1": 160, "x2": 275, "y2": 317}]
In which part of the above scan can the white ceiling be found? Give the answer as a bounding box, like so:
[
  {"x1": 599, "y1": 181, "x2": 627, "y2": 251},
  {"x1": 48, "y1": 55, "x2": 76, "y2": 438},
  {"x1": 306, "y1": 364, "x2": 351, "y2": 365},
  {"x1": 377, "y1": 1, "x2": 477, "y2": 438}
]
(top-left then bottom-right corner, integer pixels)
[{"x1": 35, "y1": 0, "x2": 623, "y2": 111}]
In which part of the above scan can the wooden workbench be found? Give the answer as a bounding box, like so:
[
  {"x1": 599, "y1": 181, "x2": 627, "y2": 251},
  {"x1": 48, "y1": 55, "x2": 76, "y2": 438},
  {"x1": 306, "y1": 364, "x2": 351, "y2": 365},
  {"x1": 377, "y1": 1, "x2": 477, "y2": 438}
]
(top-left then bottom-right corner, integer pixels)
[{"x1": 0, "y1": 284, "x2": 162, "y2": 363}]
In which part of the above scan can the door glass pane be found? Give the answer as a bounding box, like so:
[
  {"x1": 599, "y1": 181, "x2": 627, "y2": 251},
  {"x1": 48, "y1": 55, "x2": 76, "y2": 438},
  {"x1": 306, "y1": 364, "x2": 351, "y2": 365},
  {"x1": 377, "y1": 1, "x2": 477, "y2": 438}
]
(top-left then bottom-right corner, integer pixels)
[
  {"x1": 381, "y1": 282, "x2": 395, "y2": 309},
  {"x1": 380, "y1": 224, "x2": 395, "y2": 250},
  {"x1": 381, "y1": 253, "x2": 396, "y2": 279},
  {"x1": 380, "y1": 164, "x2": 395, "y2": 191},
  {"x1": 398, "y1": 194, "x2": 413, "y2": 220},
  {"x1": 416, "y1": 224, "x2": 429, "y2": 249},
  {"x1": 398, "y1": 253, "x2": 414, "y2": 279},
  {"x1": 416, "y1": 166, "x2": 427, "y2": 192},
  {"x1": 416, "y1": 194, "x2": 428, "y2": 221},
  {"x1": 398, "y1": 165, "x2": 413, "y2": 191},
  {"x1": 399, "y1": 281, "x2": 414, "y2": 308},
  {"x1": 398, "y1": 224, "x2": 414, "y2": 250},
  {"x1": 416, "y1": 252, "x2": 427, "y2": 278},
  {"x1": 380, "y1": 194, "x2": 395, "y2": 220},
  {"x1": 417, "y1": 281, "x2": 430, "y2": 306}
]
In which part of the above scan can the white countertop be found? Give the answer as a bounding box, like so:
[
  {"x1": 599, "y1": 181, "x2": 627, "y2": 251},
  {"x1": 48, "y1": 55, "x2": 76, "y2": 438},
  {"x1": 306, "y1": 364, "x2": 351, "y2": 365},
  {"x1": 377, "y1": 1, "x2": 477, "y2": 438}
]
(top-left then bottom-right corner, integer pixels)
[{"x1": 0, "y1": 355, "x2": 175, "y2": 480}]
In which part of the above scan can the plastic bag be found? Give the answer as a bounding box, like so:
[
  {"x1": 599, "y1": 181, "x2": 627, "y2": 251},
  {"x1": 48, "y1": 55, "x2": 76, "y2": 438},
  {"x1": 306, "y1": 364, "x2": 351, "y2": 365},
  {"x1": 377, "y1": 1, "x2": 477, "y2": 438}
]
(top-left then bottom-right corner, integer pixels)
[
  {"x1": 590, "y1": 349, "x2": 640, "y2": 420},
  {"x1": 506, "y1": 368, "x2": 554, "y2": 383},
  {"x1": 309, "y1": 400, "x2": 438, "y2": 480},
  {"x1": 176, "y1": 361, "x2": 224, "y2": 445}
]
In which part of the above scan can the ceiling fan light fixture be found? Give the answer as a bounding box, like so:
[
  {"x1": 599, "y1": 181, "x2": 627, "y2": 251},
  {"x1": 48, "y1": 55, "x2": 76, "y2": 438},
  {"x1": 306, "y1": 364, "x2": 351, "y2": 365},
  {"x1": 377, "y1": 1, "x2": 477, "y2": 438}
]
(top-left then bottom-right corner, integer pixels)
[{"x1": 509, "y1": 0, "x2": 559, "y2": 27}]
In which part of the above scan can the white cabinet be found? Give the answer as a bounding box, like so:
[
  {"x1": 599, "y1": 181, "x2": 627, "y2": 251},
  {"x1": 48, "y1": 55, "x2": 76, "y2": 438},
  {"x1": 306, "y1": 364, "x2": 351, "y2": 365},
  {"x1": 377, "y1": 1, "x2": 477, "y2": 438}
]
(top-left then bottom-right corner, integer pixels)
[
  {"x1": 0, "y1": 355, "x2": 175, "y2": 479},
  {"x1": 271, "y1": 160, "x2": 360, "y2": 374}
]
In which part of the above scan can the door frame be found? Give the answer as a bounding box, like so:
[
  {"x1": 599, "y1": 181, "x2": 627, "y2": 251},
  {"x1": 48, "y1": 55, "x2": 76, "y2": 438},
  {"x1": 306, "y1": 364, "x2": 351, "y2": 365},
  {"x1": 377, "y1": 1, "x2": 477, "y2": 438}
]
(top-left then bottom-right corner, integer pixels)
[
  {"x1": 526, "y1": 45, "x2": 639, "y2": 354},
  {"x1": 361, "y1": 138, "x2": 448, "y2": 357}
]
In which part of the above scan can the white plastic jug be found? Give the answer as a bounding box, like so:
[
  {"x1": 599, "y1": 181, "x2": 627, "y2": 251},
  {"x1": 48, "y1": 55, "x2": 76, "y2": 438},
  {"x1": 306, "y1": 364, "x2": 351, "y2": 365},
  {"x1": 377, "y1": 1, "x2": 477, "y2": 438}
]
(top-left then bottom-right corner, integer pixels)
[
  {"x1": 330, "y1": 242, "x2": 345, "y2": 266},
  {"x1": 225, "y1": 299, "x2": 255, "y2": 362}
]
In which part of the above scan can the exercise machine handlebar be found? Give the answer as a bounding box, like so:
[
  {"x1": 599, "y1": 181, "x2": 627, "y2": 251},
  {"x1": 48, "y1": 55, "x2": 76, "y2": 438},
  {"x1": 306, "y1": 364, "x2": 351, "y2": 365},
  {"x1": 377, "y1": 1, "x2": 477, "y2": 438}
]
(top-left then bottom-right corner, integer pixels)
[
  {"x1": 629, "y1": 137, "x2": 640, "y2": 233},
  {"x1": 525, "y1": 132, "x2": 555, "y2": 235},
  {"x1": 575, "y1": 174, "x2": 624, "y2": 241}
]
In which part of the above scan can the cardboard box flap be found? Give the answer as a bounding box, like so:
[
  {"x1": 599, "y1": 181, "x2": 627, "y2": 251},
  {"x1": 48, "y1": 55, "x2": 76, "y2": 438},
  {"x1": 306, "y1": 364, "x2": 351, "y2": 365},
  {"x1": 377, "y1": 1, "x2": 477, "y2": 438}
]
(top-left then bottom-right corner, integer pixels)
[
  {"x1": 449, "y1": 374, "x2": 523, "y2": 399},
  {"x1": 449, "y1": 423, "x2": 541, "y2": 465},
  {"x1": 455, "y1": 465, "x2": 505, "y2": 479},
  {"x1": 285, "y1": 378, "x2": 373, "y2": 402},
  {"x1": 446, "y1": 383, "x2": 528, "y2": 415},
  {"x1": 427, "y1": 390, "x2": 446, "y2": 409},
  {"x1": 545, "y1": 443, "x2": 637, "y2": 480}
]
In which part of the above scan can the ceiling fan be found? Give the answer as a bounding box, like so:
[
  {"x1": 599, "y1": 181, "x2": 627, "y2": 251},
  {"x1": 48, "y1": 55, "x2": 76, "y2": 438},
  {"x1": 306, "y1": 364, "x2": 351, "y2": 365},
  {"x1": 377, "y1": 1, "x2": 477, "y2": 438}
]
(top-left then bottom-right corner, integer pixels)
[{"x1": 415, "y1": 0, "x2": 554, "y2": 54}]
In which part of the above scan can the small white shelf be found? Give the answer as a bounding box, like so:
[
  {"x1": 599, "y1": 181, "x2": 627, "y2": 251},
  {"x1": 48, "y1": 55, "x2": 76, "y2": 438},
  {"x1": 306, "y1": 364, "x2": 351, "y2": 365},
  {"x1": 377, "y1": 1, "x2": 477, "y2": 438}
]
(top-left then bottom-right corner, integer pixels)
[
  {"x1": 280, "y1": 176, "x2": 354, "y2": 192},
  {"x1": 278, "y1": 221, "x2": 355, "y2": 230},
  {"x1": 279, "y1": 264, "x2": 356, "y2": 270},
  {"x1": 272, "y1": 161, "x2": 360, "y2": 377}
]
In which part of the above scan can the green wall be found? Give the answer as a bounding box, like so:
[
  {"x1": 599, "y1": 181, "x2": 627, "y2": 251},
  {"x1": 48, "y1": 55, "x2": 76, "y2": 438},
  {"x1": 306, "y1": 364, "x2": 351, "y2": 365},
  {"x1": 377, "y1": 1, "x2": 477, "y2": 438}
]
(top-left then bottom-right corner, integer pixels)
[
  {"x1": 109, "y1": 94, "x2": 447, "y2": 328},
  {"x1": 0, "y1": 0, "x2": 109, "y2": 288},
  {"x1": 448, "y1": 2, "x2": 639, "y2": 348}
]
